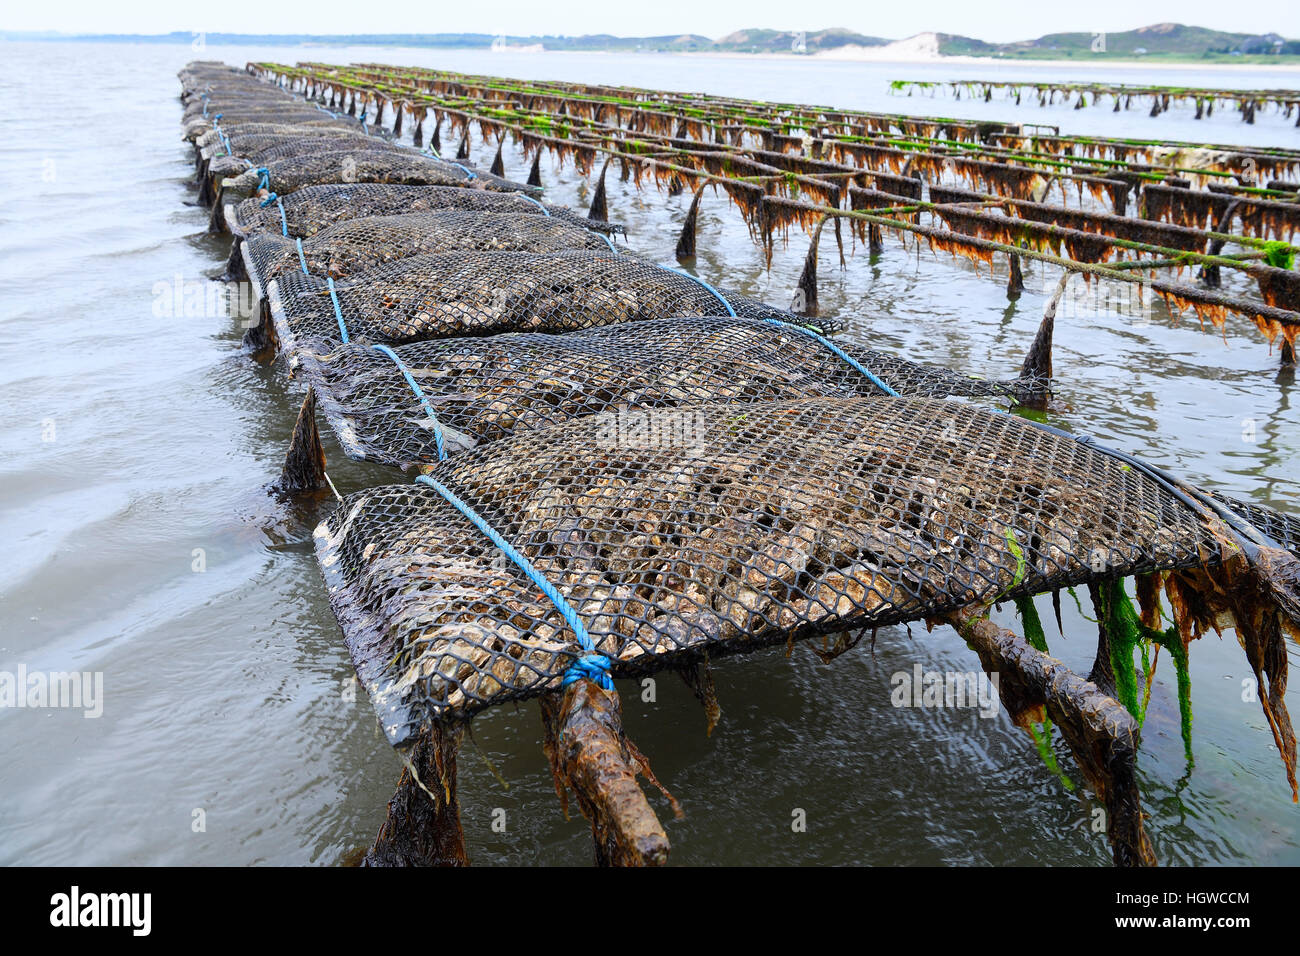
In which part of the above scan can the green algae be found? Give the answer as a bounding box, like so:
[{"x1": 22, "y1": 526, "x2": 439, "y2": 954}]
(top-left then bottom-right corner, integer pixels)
[
  {"x1": 1029, "y1": 720, "x2": 1076, "y2": 791},
  {"x1": 1014, "y1": 595, "x2": 1049, "y2": 653}
]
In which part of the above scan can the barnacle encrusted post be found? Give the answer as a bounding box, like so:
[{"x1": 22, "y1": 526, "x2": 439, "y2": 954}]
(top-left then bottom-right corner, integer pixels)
[
  {"x1": 365, "y1": 723, "x2": 468, "y2": 866},
  {"x1": 675, "y1": 183, "x2": 708, "y2": 262},
  {"x1": 588, "y1": 158, "x2": 611, "y2": 223},
  {"x1": 947, "y1": 608, "x2": 1156, "y2": 866},
  {"x1": 242, "y1": 292, "x2": 279, "y2": 357},
  {"x1": 277, "y1": 387, "x2": 327, "y2": 494},
  {"x1": 1006, "y1": 249, "x2": 1024, "y2": 299},
  {"x1": 490, "y1": 139, "x2": 505, "y2": 178},
  {"x1": 1016, "y1": 273, "x2": 1065, "y2": 409},
  {"x1": 792, "y1": 216, "x2": 830, "y2": 316},
  {"x1": 540, "y1": 681, "x2": 673, "y2": 867}
]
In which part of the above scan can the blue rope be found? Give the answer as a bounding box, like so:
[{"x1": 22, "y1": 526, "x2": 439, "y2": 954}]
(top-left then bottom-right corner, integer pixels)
[
  {"x1": 255, "y1": 166, "x2": 269, "y2": 191},
  {"x1": 413, "y1": 475, "x2": 613, "y2": 691},
  {"x1": 601, "y1": 232, "x2": 618, "y2": 253},
  {"x1": 295, "y1": 238, "x2": 309, "y2": 275},
  {"x1": 664, "y1": 267, "x2": 736, "y2": 316},
  {"x1": 326, "y1": 277, "x2": 349, "y2": 343},
  {"x1": 518, "y1": 195, "x2": 550, "y2": 216},
  {"x1": 762, "y1": 319, "x2": 900, "y2": 397},
  {"x1": 371, "y1": 345, "x2": 447, "y2": 461},
  {"x1": 448, "y1": 161, "x2": 476, "y2": 180}
]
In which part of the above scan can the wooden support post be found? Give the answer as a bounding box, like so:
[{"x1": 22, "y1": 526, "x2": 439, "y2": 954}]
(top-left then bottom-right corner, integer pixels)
[
  {"x1": 588, "y1": 158, "x2": 610, "y2": 223},
  {"x1": 365, "y1": 723, "x2": 468, "y2": 866},
  {"x1": 490, "y1": 139, "x2": 505, "y2": 178},
  {"x1": 223, "y1": 239, "x2": 247, "y2": 282},
  {"x1": 1199, "y1": 200, "x2": 1241, "y2": 289},
  {"x1": 792, "y1": 217, "x2": 826, "y2": 316},
  {"x1": 675, "y1": 183, "x2": 707, "y2": 262},
  {"x1": 277, "y1": 388, "x2": 326, "y2": 494},
  {"x1": 947, "y1": 609, "x2": 1157, "y2": 867},
  {"x1": 1016, "y1": 272, "x2": 1064, "y2": 409},
  {"x1": 242, "y1": 294, "x2": 279, "y2": 357},
  {"x1": 540, "y1": 680, "x2": 673, "y2": 867},
  {"x1": 1006, "y1": 249, "x2": 1024, "y2": 300}
]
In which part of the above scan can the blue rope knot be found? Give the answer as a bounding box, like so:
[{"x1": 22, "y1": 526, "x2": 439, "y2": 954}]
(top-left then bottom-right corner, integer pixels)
[
  {"x1": 259, "y1": 191, "x2": 279, "y2": 208},
  {"x1": 561, "y1": 653, "x2": 614, "y2": 690},
  {"x1": 255, "y1": 167, "x2": 269, "y2": 191}
]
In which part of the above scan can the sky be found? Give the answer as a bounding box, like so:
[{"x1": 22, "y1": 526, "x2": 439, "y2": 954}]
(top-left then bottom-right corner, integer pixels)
[{"x1": 2, "y1": 0, "x2": 1298, "y2": 43}]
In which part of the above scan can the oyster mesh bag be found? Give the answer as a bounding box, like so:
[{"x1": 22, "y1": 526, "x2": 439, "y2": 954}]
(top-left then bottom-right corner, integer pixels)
[
  {"x1": 197, "y1": 121, "x2": 361, "y2": 152},
  {"x1": 209, "y1": 131, "x2": 385, "y2": 164},
  {"x1": 297, "y1": 316, "x2": 1043, "y2": 467},
  {"x1": 228, "y1": 183, "x2": 623, "y2": 238},
  {"x1": 185, "y1": 109, "x2": 350, "y2": 139},
  {"x1": 228, "y1": 148, "x2": 534, "y2": 197},
  {"x1": 242, "y1": 211, "x2": 615, "y2": 293},
  {"x1": 314, "y1": 396, "x2": 1226, "y2": 744},
  {"x1": 268, "y1": 249, "x2": 838, "y2": 357}
]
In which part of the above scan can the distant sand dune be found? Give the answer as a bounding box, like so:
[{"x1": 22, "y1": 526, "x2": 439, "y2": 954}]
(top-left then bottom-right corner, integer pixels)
[{"x1": 816, "y1": 33, "x2": 942, "y2": 61}]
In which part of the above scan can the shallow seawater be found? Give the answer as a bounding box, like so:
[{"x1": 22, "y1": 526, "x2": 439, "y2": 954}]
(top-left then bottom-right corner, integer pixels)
[{"x1": 0, "y1": 40, "x2": 1296, "y2": 866}]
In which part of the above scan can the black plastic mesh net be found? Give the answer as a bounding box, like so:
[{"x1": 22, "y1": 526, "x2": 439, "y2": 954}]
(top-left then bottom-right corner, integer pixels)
[
  {"x1": 243, "y1": 211, "x2": 616, "y2": 294},
  {"x1": 225, "y1": 147, "x2": 533, "y2": 197},
  {"x1": 227, "y1": 183, "x2": 622, "y2": 239},
  {"x1": 237, "y1": 145, "x2": 478, "y2": 196},
  {"x1": 313, "y1": 396, "x2": 1224, "y2": 744},
  {"x1": 297, "y1": 316, "x2": 1042, "y2": 468},
  {"x1": 213, "y1": 131, "x2": 386, "y2": 165},
  {"x1": 197, "y1": 122, "x2": 361, "y2": 153},
  {"x1": 1210, "y1": 492, "x2": 1300, "y2": 556},
  {"x1": 184, "y1": 108, "x2": 349, "y2": 139},
  {"x1": 268, "y1": 249, "x2": 838, "y2": 357}
]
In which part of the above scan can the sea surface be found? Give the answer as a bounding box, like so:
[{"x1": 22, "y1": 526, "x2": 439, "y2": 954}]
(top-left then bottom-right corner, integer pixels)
[{"x1": 0, "y1": 40, "x2": 1297, "y2": 866}]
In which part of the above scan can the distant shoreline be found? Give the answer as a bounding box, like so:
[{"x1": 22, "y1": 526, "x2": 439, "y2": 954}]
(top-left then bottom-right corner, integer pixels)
[
  {"x1": 673, "y1": 48, "x2": 1300, "y2": 72},
  {"x1": 4, "y1": 35, "x2": 1300, "y2": 72}
]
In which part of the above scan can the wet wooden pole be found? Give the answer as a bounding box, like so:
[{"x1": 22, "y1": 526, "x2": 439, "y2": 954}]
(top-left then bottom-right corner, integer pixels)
[
  {"x1": 540, "y1": 680, "x2": 674, "y2": 866},
  {"x1": 365, "y1": 724, "x2": 468, "y2": 866},
  {"x1": 947, "y1": 607, "x2": 1157, "y2": 867}
]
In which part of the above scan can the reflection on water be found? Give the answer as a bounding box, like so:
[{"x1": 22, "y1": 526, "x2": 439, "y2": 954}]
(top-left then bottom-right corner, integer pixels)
[{"x1": 0, "y1": 40, "x2": 1295, "y2": 866}]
